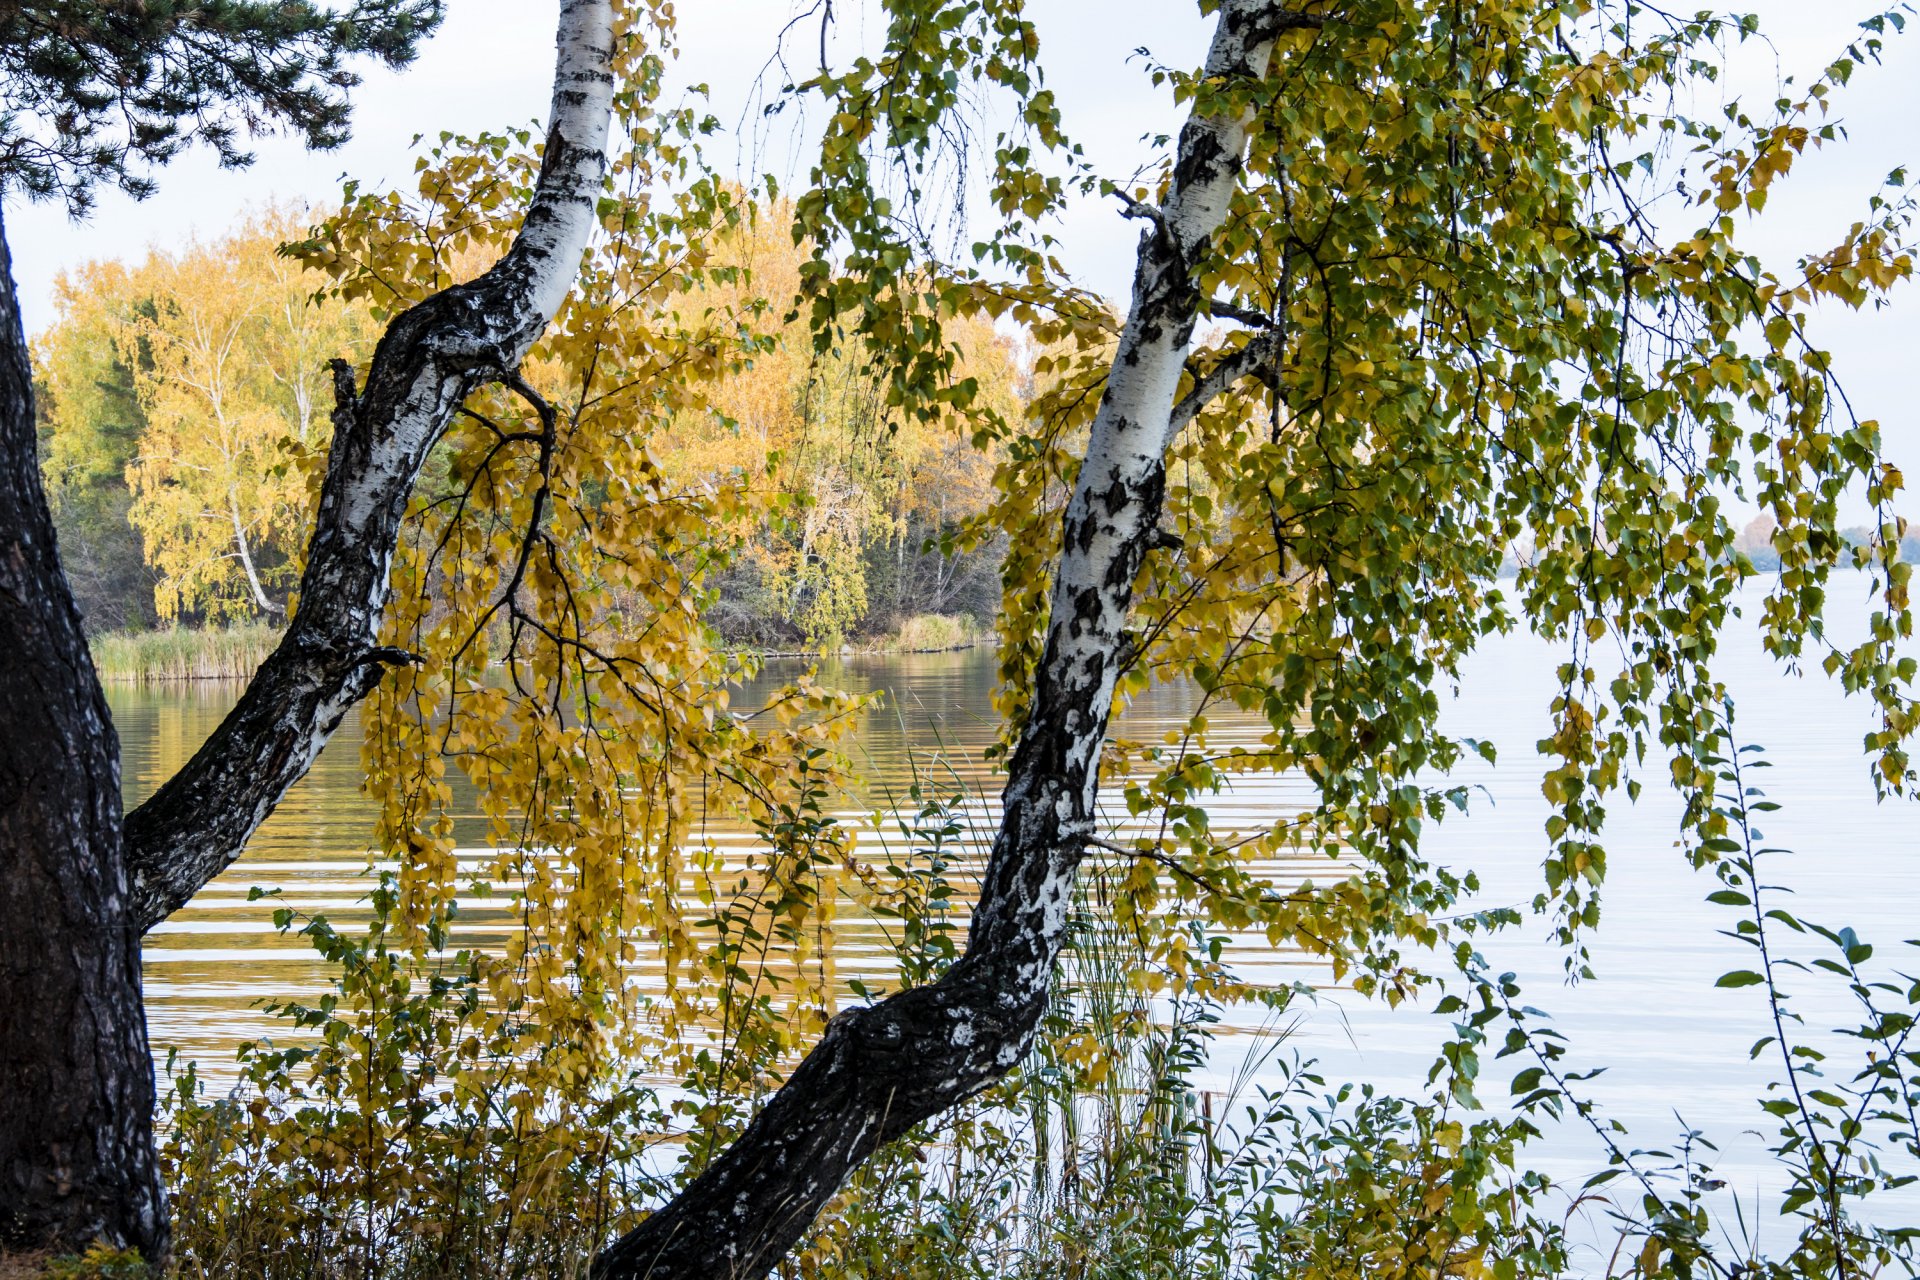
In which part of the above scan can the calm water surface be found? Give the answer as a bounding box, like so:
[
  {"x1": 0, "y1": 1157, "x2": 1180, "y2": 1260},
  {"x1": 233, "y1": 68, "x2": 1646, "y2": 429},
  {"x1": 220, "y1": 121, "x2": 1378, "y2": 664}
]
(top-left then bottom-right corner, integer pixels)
[{"x1": 123, "y1": 579, "x2": 1920, "y2": 1245}]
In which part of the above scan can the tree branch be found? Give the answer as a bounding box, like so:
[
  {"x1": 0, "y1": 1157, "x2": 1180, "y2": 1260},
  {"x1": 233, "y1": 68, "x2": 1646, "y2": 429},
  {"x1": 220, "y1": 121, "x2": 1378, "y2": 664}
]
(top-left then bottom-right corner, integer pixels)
[
  {"x1": 121, "y1": 0, "x2": 618, "y2": 934},
  {"x1": 1204, "y1": 296, "x2": 1277, "y2": 328},
  {"x1": 1167, "y1": 326, "x2": 1286, "y2": 446}
]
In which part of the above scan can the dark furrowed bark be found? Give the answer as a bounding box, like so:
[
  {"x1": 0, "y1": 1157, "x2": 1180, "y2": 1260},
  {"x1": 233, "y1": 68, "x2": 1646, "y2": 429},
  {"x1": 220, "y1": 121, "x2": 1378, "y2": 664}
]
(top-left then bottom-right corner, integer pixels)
[
  {"x1": 121, "y1": 0, "x2": 619, "y2": 935},
  {"x1": 592, "y1": 4, "x2": 1308, "y2": 1277},
  {"x1": 0, "y1": 208, "x2": 168, "y2": 1262}
]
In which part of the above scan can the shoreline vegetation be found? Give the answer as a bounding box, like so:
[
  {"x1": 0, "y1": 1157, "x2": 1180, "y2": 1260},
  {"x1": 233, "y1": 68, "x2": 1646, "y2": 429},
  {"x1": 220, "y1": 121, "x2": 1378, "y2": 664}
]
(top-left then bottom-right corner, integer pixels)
[
  {"x1": 87, "y1": 613, "x2": 986, "y2": 684},
  {"x1": 88, "y1": 624, "x2": 284, "y2": 684}
]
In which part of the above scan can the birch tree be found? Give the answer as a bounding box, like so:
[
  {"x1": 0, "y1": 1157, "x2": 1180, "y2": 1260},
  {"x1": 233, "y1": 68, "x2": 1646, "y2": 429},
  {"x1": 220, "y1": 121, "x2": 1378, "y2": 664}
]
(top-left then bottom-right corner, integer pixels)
[
  {"x1": 593, "y1": 0, "x2": 1917, "y2": 1273},
  {"x1": 4, "y1": 0, "x2": 1916, "y2": 1275},
  {"x1": 114, "y1": 214, "x2": 378, "y2": 620},
  {"x1": 0, "y1": 0, "x2": 618, "y2": 1262}
]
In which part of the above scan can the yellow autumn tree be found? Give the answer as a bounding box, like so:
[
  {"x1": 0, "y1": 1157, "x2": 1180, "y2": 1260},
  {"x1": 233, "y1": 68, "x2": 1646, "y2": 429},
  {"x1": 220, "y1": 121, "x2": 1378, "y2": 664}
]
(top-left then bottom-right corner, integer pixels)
[
  {"x1": 104, "y1": 209, "x2": 378, "y2": 620},
  {"x1": 653, "y1": 200, "x2": 1022, "y2": 645},
  {"x1": 33, "y1": 258, "x2": 158, "y2": 630}
]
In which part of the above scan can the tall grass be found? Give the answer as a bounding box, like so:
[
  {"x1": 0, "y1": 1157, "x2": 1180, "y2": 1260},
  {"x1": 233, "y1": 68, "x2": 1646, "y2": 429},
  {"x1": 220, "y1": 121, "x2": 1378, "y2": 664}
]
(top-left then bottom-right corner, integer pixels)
[
  {"x1": 89, "y1": 624, "x2": 282, "y2": 684},
  {"x1": 149, "y1": 754, "x2": 1568, "y2": 1280},
  {"x1": 892, "y1": 613, "x2": 980, "y2": 652}
]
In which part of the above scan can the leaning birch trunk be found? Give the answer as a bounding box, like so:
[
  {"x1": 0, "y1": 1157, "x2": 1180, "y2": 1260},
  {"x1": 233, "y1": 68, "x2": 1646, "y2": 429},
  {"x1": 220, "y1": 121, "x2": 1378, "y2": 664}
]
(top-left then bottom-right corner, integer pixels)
[
  {"x1": 228, "y1": 486, "x2": 282, "y2": 618},
  {"x1": 591, "y1": 3, "x2": 1311, "y2": 1276},
  {"x1": 119, "y1": 0, "x2": 618, "y2": 933}
]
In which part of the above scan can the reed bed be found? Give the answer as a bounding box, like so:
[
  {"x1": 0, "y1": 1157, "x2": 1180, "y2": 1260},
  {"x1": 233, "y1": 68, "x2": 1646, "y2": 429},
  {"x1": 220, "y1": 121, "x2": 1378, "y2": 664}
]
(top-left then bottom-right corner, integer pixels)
[
  {"x1": 891, "y1": 613, "x2": 981, "y2": 652},
  {"x1": 90, "y1": 624, "x2": 282, "y2": 684}
]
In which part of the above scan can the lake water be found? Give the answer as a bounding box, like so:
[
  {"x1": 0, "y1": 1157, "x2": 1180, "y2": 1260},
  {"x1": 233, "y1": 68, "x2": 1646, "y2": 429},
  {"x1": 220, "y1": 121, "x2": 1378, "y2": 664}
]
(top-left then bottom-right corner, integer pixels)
[{"x1": 124, "y1": 578, "x2": 1920, "y2": 1255}]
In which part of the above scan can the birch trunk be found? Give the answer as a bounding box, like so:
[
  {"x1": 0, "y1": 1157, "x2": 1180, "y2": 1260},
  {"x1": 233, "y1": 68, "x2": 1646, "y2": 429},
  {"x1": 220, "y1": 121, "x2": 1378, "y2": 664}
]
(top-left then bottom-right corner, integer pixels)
[
  {"x1": 592, "y1": 3, "x2": 1309, "y2": 1275},
  {"x1": 119, "y1": 0, "x2": 618, "y2": 933},
  {"x1": 0, "y1": 1, "x2": 620, "y2": 1260},
  {"x1": 228, "y1": 485, "x2": 281, "y2": 617}
]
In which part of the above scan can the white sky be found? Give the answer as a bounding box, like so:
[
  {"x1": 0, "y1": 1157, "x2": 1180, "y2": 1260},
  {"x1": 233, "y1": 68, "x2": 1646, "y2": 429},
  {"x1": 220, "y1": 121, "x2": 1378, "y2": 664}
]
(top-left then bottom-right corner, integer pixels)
[{"x1": 6, "y1": 1, "x2": 1916, "y2": 515}]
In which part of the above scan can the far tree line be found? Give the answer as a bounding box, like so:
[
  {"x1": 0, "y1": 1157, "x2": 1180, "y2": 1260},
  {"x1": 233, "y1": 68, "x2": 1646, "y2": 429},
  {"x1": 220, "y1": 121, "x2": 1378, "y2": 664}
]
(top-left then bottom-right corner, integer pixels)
[{"x1": 34, "y1": 205, "x2": 1014, "y2": 646}]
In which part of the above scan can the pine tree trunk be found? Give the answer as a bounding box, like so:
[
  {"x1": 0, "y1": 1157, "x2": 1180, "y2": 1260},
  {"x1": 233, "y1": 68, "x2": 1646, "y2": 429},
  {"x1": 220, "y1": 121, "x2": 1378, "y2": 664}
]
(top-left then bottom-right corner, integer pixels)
[{"x1": 0, "y1": 209, "x2": 169, "y2": 1264}]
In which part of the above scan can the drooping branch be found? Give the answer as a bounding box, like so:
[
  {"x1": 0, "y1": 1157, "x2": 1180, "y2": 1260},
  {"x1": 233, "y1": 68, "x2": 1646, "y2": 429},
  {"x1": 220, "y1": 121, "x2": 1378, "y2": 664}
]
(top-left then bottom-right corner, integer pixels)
[
  {"x1": 121, "y1": 0, "x2": 618, "y2": 935},
  {"x1": 590, "y1": 4, "x2": 1309, "y2": 1277}
]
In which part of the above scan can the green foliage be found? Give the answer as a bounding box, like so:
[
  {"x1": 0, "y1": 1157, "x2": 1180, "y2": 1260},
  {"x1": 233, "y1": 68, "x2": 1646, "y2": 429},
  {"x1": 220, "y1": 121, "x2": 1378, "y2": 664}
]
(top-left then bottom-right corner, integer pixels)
[
  {"x1": 812, "y1": 1031, "x2": 1569, "y2": 1280},
  {"x1": 1436, "y1": 710, "x2": 1920, "y2": 1279},
  {"x1": 0, "y1": 0, "x2": 444, "y2": 211},
  {"x1": 781, "y1": 0, "x2": 1920, "y2": 999},
  {"x1": 140, "y1": 1, "x2": 1920, "y2": 1276},
  {"x1": 162, "y1": 789, "x2": 1572, "y2": 1280},
  {"x1": 160, "y1": 881, "x2": 670, "y2": 1280},
  {"x1": 40, "y1": 1245, "x2": 151, "y2": 1279},
  {"x1": 33, "y1": 277, "x2": 156, "y2": 632},
  {"x1": 813, "y1": 847, "x2": 1570, "y2": 1280}
]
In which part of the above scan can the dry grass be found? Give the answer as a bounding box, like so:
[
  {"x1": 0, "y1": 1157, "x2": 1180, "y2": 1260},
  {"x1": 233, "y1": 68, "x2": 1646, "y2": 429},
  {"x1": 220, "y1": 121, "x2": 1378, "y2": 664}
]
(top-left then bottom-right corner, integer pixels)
[
  {"x1": 0, "y1": 1252, "x2": 50, "y2": 1280},
  {"x1": 892, "y1": 613, "x2": 980, "y2": 652},
  {"x1": 89, "y1": 624, "x2": 281, "y2": 684}
]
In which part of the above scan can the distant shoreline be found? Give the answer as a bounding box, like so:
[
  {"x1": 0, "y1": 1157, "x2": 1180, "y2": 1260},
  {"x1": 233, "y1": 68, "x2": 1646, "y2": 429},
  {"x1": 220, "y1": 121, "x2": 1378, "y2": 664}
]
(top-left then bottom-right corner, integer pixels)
[{"x1": 89, "y1": 615, "x2": 987, "y2": 684}]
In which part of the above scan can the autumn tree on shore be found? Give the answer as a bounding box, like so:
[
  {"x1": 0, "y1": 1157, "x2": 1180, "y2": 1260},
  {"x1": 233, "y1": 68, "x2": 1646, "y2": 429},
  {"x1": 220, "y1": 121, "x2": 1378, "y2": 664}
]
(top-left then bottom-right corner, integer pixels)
[
  {"x1": 39, "y1": 197, "x2": 1007, "y2": 641},
  {"x1": 658, "y1": 204, "x2": 1017, "y2": 646},
  {"x1": 38, "y1": 212, "x2": 379, "y2": 624},
  {"x1": 32, "y1": 260, "x2": 157, "y2": 632}
]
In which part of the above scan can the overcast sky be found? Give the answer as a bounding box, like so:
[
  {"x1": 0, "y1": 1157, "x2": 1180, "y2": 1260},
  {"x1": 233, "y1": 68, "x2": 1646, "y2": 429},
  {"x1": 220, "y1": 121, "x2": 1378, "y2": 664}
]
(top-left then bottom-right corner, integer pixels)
[
  {"x1": 6, "y1": 1, "x2": 1915, "y2": 514},
  {"x1": 6, "y1": 0, "x2": 1214, "y2": 323}
]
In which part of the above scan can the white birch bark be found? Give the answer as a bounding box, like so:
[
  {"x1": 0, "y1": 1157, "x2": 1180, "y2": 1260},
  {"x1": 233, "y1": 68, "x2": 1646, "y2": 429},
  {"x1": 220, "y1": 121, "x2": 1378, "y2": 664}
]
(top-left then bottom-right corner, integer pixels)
[
  {"x1": 227, "y1": 484, "x2": 279, "y2": 617},
  {"x1": 593, "y1": 4, "x2": 1317, "y2": 1277}
]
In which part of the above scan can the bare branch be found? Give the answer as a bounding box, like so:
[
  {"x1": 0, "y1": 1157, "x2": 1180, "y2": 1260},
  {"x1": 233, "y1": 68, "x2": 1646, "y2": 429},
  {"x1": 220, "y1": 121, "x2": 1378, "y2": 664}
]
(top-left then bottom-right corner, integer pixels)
[
  {"x1": 1167, "y1": 327, "x2": 1286, "y2": 446},
  {"x1": 1204, "y1": 296, "x2": 1277, "y2": 328}
]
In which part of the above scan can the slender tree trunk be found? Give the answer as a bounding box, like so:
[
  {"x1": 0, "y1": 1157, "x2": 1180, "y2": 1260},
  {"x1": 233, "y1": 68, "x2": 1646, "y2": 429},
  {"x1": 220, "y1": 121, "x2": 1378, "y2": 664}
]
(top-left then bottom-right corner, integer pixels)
[
  {"x1": 227, "y1": 485, "x2": 281, "y2": 617},
  {"x1": 0, "y1": 209, "x2": 168, "y2": 1263},
  {"x1": 592, "y1": 4, "x2": 1313, "y2": 1276},
  {"x1": 119, "y1": 0, "x2": 618, "y2": 933}
]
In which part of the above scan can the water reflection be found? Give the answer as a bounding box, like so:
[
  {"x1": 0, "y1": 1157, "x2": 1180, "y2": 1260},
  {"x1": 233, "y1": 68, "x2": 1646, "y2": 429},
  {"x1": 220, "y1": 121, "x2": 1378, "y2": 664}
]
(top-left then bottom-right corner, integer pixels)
[
  {"x1": 123, "y1": 609, "x2": 1920, "y2": 1227},
  {"x1": 129, "y1": 649, "x2": 1323, "y2": 1066}
]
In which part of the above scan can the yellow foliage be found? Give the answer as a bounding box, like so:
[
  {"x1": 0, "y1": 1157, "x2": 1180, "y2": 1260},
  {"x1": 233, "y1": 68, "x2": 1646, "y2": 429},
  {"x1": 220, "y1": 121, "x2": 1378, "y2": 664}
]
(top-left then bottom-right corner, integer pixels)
[
  {"x1": 40, "y1": 207, "x2": 377, "y2": 621},
  {"x1": 651, "y1": 201, "x2": 1021, "y2": 645}
]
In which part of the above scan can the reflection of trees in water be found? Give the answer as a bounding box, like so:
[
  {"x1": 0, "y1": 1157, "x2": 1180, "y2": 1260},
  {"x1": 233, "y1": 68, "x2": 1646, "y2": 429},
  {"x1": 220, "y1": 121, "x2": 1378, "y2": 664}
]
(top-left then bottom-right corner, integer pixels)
[{"x1": 126, "y1": 652, "x2": 1297, "y2": 1081}]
